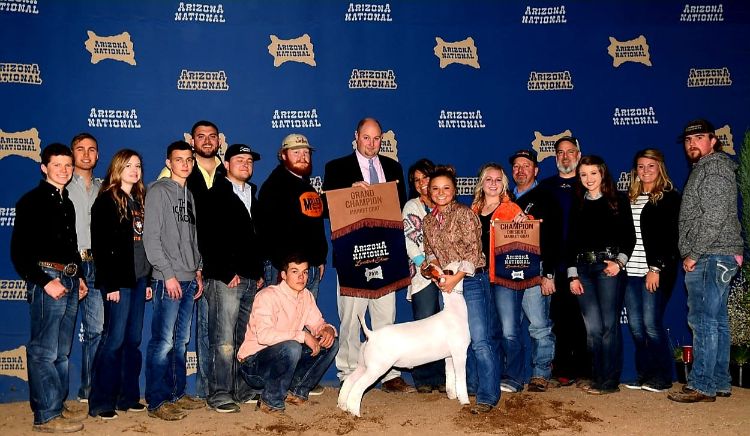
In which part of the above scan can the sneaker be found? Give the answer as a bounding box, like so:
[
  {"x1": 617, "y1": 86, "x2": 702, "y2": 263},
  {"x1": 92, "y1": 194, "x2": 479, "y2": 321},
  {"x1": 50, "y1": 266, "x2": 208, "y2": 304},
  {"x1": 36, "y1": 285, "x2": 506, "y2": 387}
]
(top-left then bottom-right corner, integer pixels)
[
  {"x1": 556, "y1": 377, "x2": 576, "y2": 387},
  {"x1": 527, "y1": 377, "x2": 549, "y2": 393},
  {"x1": 214, "y1": 402, "x2": 241, "y2": 414},
  {"x1": 470, "y1": 403, "x2": 493, "y2": 414},
  {"x1": 641, "y1": 384, "x2": 669, "y2": 393},
  {"x1": 174, "y1": 395, "x2": 205, "y2": 410},
  {"x1": 668, "y1": 389, "x2": 716, "y2": 403},
  {"x1": 716, "y1": 391, "x2": 732, "y2": 398},
  {"x1": 309, "y1": 384, "x2": 325, "y2": 396},
  {"x1": 622, "y1": 382, "x2": 642, "y2": 390},
  {"x1": 130, "y1": 403, "x2": 147, "y2": 412},
  {"x1": 61, "y1": 406, "x2": 87, "y2": 422},
  {"x1": 243, "y1": 393, "x2": 261, "y2": 404},
  {"x1": 381, "y1": 377, "x2": 417, "y2": 393},
  {"x1": 32, "y1": 415, "x2": 84, "y2": 433},
  {"x1": 436, "y1": 384, "x2": 447, "y2": 393},
  {"x1": 148, "y1": 403, "x2": 187, "y2": 421},
  {"x1": 95, "y1": 410, "x2": 118, "y2": 420},
  {"x1": 500, "y1": 382, "x2": 519, "y2": 393},
  {"x1": 587, "y1": 386, "x2": 620, "y2": 395},
  {"x1": 77, "y1": 397, "x2": 89, "y2": 404}
]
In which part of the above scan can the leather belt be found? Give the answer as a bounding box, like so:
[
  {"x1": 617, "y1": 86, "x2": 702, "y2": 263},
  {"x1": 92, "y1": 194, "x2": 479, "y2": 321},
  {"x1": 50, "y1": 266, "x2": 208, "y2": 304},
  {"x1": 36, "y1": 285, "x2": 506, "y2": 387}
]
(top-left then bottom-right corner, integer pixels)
[
  {"x1": 577, "y1": 250, "x2": 618, "y2": 265},
  {"x1": 443, "y1": 267, "x2": 486, "y2": 276},
  {"x1": 80, "y1": 249, "x2": 93, "y2": 262},
  {"x1": 39, "y1": 261, "x2": 79, "y2": 277}
]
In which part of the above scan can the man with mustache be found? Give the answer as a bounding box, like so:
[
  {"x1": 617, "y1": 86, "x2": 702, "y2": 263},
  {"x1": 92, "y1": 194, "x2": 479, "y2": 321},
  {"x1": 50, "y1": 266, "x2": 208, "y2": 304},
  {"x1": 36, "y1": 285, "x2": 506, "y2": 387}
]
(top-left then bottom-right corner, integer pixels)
[
  {"x1": 258, "y1": 134, "x2": 327, "y2": 296},
  {"x1": 668, "y1": 119, "x2": 742, "y2": 403},
  {"x1": 538, "y1": 136, "x2": 591, "y2": 388}
]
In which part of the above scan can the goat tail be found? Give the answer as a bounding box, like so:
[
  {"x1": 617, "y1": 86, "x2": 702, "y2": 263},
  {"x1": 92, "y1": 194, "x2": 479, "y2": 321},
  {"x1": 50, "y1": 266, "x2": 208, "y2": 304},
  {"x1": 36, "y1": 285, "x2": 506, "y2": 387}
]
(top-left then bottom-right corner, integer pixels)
[{"x1": 357, "y1": 314, "x2": 372, "y2": 338}]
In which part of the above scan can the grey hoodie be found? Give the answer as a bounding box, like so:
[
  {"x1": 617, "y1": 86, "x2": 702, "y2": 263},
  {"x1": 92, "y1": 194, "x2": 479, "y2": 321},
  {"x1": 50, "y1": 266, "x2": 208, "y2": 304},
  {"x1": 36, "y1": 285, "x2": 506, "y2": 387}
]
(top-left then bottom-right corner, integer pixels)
[
  {"x1": 144, "y1": 177, "x2": 202, "y2": 281},
  {"x1": 678, "y1": 151, "x2": 743, "y2": 260}
]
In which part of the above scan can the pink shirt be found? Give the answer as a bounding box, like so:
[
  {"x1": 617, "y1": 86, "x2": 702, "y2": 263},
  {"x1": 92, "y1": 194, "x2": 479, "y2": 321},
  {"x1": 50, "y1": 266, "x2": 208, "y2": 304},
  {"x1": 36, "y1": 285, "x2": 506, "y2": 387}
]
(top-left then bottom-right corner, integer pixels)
[{"x1": 237, "y1": 281, "x2": 336, "y2": 360}]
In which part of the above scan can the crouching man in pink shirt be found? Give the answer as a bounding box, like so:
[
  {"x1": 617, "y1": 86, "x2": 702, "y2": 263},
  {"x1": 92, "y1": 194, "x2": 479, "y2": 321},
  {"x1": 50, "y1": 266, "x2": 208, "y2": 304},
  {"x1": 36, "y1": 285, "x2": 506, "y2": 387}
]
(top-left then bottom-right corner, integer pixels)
[{"x1": 237, "y1": 254, "x2": 338, "y2": 413}]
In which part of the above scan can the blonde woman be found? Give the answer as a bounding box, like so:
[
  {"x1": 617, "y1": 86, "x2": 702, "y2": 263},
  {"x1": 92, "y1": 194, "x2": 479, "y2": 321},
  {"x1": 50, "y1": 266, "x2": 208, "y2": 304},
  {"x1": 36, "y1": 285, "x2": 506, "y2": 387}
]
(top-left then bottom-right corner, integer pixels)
[
  {"x1": 470, "y1": 163, "x2": 527, "y2": 393},
  {"x1": 88, "y1": 149, "x2": 151, "y2": 419},
  {"x1": 623, "y1": 149, "x2": 680, "y2": 393}
]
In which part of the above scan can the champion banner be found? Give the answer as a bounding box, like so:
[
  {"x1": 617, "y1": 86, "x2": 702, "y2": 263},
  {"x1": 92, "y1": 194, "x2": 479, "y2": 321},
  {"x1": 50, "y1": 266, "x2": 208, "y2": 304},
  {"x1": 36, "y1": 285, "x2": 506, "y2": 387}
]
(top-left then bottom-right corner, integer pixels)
[
  {"x1": 492, "y1": 220, "x2": 542, "y2": 290},
  {"x1": 327, "y1": 182, "x2": 410, "y2": 298}
]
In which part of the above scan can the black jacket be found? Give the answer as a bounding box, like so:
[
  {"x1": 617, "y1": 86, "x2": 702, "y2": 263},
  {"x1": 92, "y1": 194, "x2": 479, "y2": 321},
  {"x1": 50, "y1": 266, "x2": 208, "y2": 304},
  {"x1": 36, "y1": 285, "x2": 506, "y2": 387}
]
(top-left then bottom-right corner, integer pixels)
[
  {"x1": 187, "y1": 160, "x2": 227, "y2": 205},
  {"x1": 514, "y1": 185, "x2": 562, "y2": 277},
  {"x1": 257, "y1": 164, "x2": 328, "y2": 268},
  {"x1": 640, "y1": 189, "x2": 681, "y2": 270},
  {"x1": 566, "y1": 193, "x2": 636, "y2": 268},
  {"x1": 91, "y1": 192, "x2": 139, "y2": 291},
  {"x1": 197, "y1": 177, "x2": 263, "y2": 283},
  {"x1": 322, "y1": 152, "x2": 407, "y2": 216}
]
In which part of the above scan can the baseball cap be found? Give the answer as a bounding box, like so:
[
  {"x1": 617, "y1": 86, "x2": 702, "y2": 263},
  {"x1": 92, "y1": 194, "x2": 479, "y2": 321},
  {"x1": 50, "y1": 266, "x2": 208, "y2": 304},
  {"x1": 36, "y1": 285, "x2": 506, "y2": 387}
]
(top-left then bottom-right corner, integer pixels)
[
  {"x1": 280, "y1": 133, "x2": 314, "y2": 151},
  {"x1": 508, "y1": 149, "x2": 538, "y2": 166},
  {"x1": 224, "y1": 143, "x2": 261, "y2": 162},
  {"x1": 677, "y1": 119, "x2": 715, "y2": 142}
]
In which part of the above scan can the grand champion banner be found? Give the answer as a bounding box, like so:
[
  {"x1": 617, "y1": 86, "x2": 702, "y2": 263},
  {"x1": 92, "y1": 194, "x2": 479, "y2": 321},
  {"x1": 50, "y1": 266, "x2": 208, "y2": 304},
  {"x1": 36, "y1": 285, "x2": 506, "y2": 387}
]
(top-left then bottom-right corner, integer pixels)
[
  {"x1": 327, "y1": 181, "x2": 410, "y2": 298},
  {"x1": 492, "y1": 220, "x2": 542, "y2": 290}
]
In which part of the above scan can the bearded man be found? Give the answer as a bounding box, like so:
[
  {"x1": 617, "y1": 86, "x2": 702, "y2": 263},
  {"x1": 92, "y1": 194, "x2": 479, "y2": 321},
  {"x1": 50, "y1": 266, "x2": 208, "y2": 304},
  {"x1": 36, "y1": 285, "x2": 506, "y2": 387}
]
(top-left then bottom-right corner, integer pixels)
[{"x1": 257, "y1": 133, "x2": 328, "y2": 299}]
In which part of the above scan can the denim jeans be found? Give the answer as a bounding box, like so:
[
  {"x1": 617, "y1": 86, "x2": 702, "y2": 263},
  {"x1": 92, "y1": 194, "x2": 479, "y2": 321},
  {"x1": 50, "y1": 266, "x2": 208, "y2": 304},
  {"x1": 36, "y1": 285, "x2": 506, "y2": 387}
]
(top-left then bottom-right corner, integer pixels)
[
  {"x1": 195, "y1": 296, "x2": 209, "y2": 399},
  {"x1": 463, "y1": 272, "x2": 500, "y2": 406},
  {"x1": 26, "y1": 268, "x2": 79, "y2": 425},
  {"x1": 239, "y1": 338, "x2": 339, "y2": 410},
  {"x1": 624, "y1": 274, "x2": 674, "y2": 389},
  {"x1": 685, "y1": 255, "x2": 738, "y2": 396},
  {"x1": 410, "y1": 282, "x2": 446, "y2": 387},
  {"x1": 492, "y1": 284, "x2": 525, "y2": 390},
  {"x1": 522, "y1": 286, "x2": 555, "y2": 380},
  {"x1": 88, "y1": 277, "x2": 147, "y2": 415},
  {"x1": 576, "y1": 262, "x2": 625, "y2": 390},
  {"x1": 205, "y1": 277, "x2": 258, "y2": 407},
  {"x1": 264, "y1": 260, "x2": 322, "y2": 299},
  {"x1": 77, "y1": 259, "x2": 103, "y2": 400},
  {"x1": 145, "y1": 279, "x2": 197, "y2": 411}
]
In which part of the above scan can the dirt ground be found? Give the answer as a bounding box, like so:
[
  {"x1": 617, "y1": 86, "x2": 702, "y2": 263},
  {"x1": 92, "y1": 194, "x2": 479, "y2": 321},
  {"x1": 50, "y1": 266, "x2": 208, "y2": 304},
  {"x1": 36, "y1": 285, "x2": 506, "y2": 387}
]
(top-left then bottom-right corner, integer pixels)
[{"x1": 1, "y1": 383, "x2": 747, "y2": 435}]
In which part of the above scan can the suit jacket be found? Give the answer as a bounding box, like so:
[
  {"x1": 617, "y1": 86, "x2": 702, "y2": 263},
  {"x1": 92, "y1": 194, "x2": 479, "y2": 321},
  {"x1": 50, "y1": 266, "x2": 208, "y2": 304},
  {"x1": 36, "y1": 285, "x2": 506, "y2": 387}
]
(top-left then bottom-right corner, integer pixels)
[{"x1": 322, "y1": 152, "x2": 407, "y2": 216}]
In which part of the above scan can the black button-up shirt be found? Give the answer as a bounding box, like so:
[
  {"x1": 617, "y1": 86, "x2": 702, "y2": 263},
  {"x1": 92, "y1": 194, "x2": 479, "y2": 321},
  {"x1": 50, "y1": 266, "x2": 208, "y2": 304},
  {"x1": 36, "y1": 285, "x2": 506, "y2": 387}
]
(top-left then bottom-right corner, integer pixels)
[{"x1": 11, "y1": 181, "x2": 81, "y2": 287}]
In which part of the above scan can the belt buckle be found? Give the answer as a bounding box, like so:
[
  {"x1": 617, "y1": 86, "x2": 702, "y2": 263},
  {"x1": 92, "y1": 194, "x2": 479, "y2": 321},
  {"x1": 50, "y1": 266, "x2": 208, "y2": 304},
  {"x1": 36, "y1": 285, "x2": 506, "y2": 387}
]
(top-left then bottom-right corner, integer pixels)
[
  {"x1": 582, "y1": 252, "x2": 595, "y2": 264},
  {"x1": 63, "y1": 263, "x2": 78, "y2": 277}
]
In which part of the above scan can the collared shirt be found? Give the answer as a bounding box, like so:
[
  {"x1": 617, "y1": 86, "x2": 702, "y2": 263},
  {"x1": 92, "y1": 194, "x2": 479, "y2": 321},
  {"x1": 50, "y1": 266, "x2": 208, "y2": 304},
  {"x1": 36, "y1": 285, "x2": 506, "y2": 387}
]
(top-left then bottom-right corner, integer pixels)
[
  {"x1": 196, "y1": 156, "x2": 223, "y2": 189},
  {"x1": 228, "y1": 177, "x2": 253, "y2": 217},
  {"x1": 513, "y1": 180, "x2": 538, "y2": 199},
  {"x1": 423, "y1": 201, "x2": 485, "y2": 275},
  {"x1": 67, "y1": 173, "x2": 102, "y2": 251},
  {"x1": 237, "y1": 280, "x2": 336, "y2": 360},
  {"x1": 157, "y1": 156, "x2": 223, "y2": 187},
  {"x1": 11, "y1": 181, "x2": 80, "y2": 287},
  {"x1": 354, "y1": 149, "x2": 385, "y2": 184}
]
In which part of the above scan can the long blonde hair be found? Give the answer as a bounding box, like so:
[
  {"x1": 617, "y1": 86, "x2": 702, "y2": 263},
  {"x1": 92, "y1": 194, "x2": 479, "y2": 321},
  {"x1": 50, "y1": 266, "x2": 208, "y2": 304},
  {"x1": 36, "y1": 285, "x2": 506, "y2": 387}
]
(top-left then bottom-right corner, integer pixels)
[
  {"x1": 471, "y1": 163, "x2": 510, "y2": 211},
  {"x1": 628, "y1": 148, "x2": 674, "y2": 204},
  {"x1": 100, "y1": 149, "x2": 146, "y2": 221}
]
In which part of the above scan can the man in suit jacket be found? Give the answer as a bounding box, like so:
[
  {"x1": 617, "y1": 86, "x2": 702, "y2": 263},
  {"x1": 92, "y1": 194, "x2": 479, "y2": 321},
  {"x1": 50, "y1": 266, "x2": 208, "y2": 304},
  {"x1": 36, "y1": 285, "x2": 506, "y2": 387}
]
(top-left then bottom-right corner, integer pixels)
[{"x1": 322, "y1": 117, "x2": 413, "y2": 393}]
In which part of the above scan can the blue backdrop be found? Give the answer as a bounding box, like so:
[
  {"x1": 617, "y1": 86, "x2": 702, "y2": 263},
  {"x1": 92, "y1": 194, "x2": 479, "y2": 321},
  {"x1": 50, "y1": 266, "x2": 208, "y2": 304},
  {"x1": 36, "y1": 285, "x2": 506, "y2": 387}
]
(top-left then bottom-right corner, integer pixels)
[{"x1": 1, "y1": 0, "x2": 749, "y2": 402}]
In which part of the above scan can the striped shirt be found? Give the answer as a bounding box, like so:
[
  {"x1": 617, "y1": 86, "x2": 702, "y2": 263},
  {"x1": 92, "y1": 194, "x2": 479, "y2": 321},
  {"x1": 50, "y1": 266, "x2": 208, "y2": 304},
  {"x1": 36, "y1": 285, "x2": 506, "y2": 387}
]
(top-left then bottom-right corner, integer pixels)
[{"x1": 626, "y1": 195, "x2": 649, "y2": 277}]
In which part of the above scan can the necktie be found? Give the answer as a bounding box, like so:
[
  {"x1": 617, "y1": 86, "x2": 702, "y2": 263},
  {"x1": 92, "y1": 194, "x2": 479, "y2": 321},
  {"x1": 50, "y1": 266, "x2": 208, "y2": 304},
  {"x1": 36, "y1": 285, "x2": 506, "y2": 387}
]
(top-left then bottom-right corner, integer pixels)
[{"x1": 368, "y1": 158, "x2": 379, "y2": 184}]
